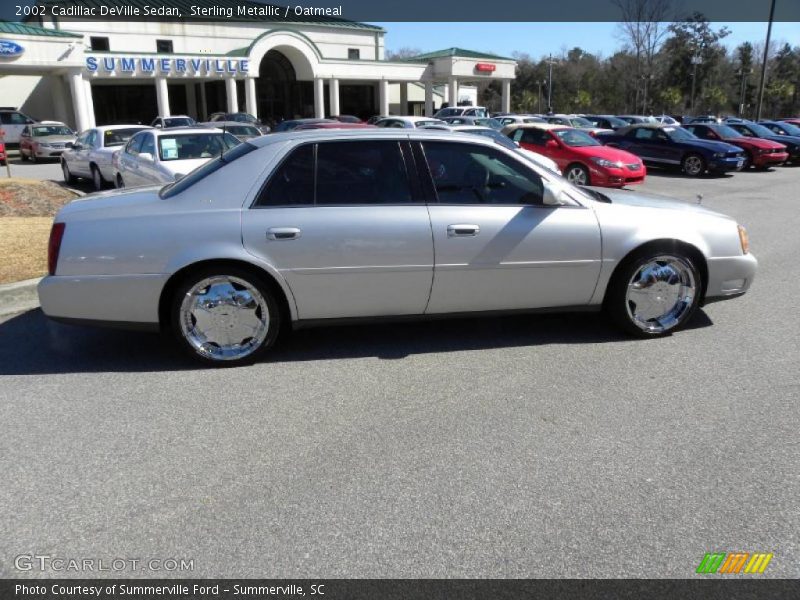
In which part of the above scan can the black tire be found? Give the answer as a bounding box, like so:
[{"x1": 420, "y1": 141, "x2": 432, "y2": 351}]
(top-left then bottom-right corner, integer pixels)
[
  {"x1": 20, "y1": 150, "x2": 29, "y2": 162},
  {"x1": 90, "y1": 164, "x2": 105, "y2": 191},
  {"x1": 742, "y1": 151, "x2": 753, "y2": 170},
  {"x1": 604, "y1": 246, "x2": 702, "y2": 338},
  {"x1": 681, "y1": 153, "x2": 706, "y2": 177},
  {"x1": 116, "y1": 174, "x2": 124, "y2": 188},
  {"x1": 169, "y1": 266, "x2": 282, "y2": 366},
  {"x1": 565, "y1": 163, "x2": 591, "y2": 186},
  {"x1": 61, "y1": 160, "x2": 76, "y2": 184}
]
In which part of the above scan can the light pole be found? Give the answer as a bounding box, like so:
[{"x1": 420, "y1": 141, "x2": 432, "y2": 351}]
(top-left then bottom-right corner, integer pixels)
[
  {"x1": 756, "y1": 0, "x2": 777, "y2": 121},
  {"x1": 546, "y1": 54, "x2": 556, "y2": 113},
  {"x1": 641, "y1": 74, "x2": 653, "y2": 114},
  {"x1": 690, "y1": 54, "x2": 703, "y2": 114},
  {"x1": 537, "y1": 79, "x2": 546, "y2": 113},
  {"x1": 737, "y1": 67, "x2": 752, "y2": 117}
]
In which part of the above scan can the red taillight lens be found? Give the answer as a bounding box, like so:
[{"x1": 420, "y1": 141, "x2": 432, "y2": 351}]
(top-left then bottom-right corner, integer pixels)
[{"x1": 48, "y1": 222, "x2": 65, "y2": 275}]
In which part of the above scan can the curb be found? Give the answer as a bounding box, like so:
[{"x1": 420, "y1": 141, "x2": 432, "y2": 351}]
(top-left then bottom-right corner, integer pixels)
[{"x1": 0, "y1": 277, "x2": 41, "y2": 318}]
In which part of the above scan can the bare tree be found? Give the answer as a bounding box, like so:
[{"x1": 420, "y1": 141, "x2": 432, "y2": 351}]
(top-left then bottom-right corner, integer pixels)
[
  {"x1": 614, "y1": 0, "x2": 673, "y2": 111},
  {"x1": 385, "y1": 47, "x2": 424, "y2": 61}
]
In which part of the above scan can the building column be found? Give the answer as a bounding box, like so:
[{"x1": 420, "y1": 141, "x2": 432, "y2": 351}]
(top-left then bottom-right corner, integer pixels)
[
  {"x1": 399, "y1": 82, "x2": 408, "y2": 115},
  {"x1": 83, "y1": 77, "x2": 96, "y2": 128},
  {"x1": 199, "y1": 82, "x2": 208, "y2": 121},
  {"x1": 424, "y1": 81, "x2": 434, "y2": 116},
  {"x1": 51, "y1": 75, "x2": 69, "y2": 126},
  {"x1": 328, "y1": 77, "x2": 340, "y2": 117},
  {"x1": 245, "y1": 77, "x2": 258, "y2": 119},
  {"x1": 185, "y1": 82, "x2": 197, "y2": 119},
  {"x1": 156, "y1": 76, "x2": 170, "y2": 117},
  {"x1": 67, "y1": 71, "x2": 89, "y2": 132},
  {"x1": 313, "y1": 77, "x2": 325, "y2": 118},
  {"x1": 448, "y1": 76, "x2": 459, "y2": 107},
  {"x1": 225, "y1": 77, "x2": 238, "y2": 113},
  {"x1": 378, "y1": 79, "x2": 389, "y2": 117},
  {"x1": 501, "y1": 79, "x2": 511, "y2": 114}
]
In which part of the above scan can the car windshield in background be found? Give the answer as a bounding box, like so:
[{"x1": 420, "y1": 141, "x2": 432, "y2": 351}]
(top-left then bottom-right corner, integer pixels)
[
  {"x1": 664, "y1": 127, "x2": 695, "y2": 141},
  {"x1": 569, "y1": 117, "x2": 594, "y2": 127},
  {"x1": 778, "y1": 122, "x2": 800, "y2": 135},
  {"x1": 463, "y1": 128, "x2": 517, "y2": 150},
  {"x1": 414, "y1": 120, "x2": 445, "y2": 128},
  {"x1": 554, "y1": 129, "x2": 599, "y2": 147},
  {"x1": 160, "y1": 140, "x2": 257, "y2": 199},
  {"x1": 225, "y1": 125, "x2": 260, "y2": 137},
  {"x1": 230, "y1": 114, "x2": 256, "y2": 123},
  {"x1": 747, "y1": 123, "x2": 775, "y2": 137},
  {"x1": 605, "y1": 116, "x2": 628, "y2": 128},
  {"x1": 157, "y1": 132, "x2": 240, "y2": 161},
  {"x1": 163, "y1": 117, "x2": 194, "y2": 127},
  {"x1": 33, "y1": 125, "x2": 72, "y2": 136},
  {"x1": 714, "y1": 125, "x2": 744, "y2": 138},
  {"x1": 104, "y1": 127, "x2": 147, "y2": 146}
]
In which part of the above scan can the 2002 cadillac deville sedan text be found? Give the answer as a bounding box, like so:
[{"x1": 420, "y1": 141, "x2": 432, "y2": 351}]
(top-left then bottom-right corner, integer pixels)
[{"x1": 39, "y1": 130, "x2": 757, "y2": 366}]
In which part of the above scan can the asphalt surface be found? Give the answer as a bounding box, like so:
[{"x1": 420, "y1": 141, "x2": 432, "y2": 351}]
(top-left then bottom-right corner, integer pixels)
[{"x1": 1, "y1": 164, "x2": 798, "y2": 579}]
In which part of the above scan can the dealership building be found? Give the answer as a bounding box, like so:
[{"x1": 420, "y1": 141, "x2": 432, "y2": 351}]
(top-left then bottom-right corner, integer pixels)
[{"x1": 0, "y1": 0, "x2": 516, "y2": 130}]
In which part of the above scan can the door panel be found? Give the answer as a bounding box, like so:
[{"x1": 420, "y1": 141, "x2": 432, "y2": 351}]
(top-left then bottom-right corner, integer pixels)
[
  {"x1": 426, "y1": 205, "x2": 602, "y2": 313},
  {"x1": 243, "y1": 206, "x2": 434, "y2": 319}
]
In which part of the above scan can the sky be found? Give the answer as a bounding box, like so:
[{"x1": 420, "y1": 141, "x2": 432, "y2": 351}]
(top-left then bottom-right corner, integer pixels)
[{"x1": 375, "y1": 22, "x2": 800, "y2": 60}]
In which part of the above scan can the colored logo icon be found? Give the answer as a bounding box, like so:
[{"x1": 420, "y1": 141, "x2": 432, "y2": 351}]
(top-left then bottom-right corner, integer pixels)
[
  {"x1": 0, "y1": 40, "x2": 24, "y2": 58},
  {"x1": 696, "y1": 552, "x2": 773, "y2": 574}
]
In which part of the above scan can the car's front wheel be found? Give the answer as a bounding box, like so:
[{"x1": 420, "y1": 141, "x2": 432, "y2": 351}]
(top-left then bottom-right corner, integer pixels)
[
  {"x1": 565, "y1": 163, "x2": 590, "y2": 186},
  {"x1": 682, "y1": 153, "x2": 705, "y2": 177},
  {"x1": 91, "y1": 165, "x2": 104, "y2": 191},
  {"x1": 170, "y1": 267, "x2": 281, "y2": 366},
  {"x1": 605, "y1": 249, "x2": 701, "y2": 337},
  {"x1": 61, "y1": 161, "x2": 76, "y2": 184}
]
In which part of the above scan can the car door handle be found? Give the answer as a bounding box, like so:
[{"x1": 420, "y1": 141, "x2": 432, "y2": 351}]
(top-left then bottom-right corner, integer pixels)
[
  {"x1": 267, "y1": 227, "x2": 302, "y2": 241},
  {"x1": 447, "y1": 224, "x2": 480, "y2": 237}
]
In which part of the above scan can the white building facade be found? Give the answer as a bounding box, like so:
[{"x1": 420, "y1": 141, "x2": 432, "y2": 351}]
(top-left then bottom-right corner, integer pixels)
[{"x1": 0, "y1": 4, "x2": 516, "y2": 131}]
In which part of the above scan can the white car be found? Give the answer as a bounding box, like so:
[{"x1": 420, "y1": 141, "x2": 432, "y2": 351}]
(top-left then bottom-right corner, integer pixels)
[
  {"x1": 545, "y1": 115, "x2": 613, "y2": 137},
  {"x1": 375, "y1": 116, "x2": 448, "y2": 129},
  {"x1": 447, "y1": 125, "x2": 561, "y2": 173},
  {"x1": 151, "y1": 115, "x2": 196, "y2": 128},
  {"x1": 61, "y1": 125, "x2": 151, "y2": 190},
  {"x1": 496, "y1": 115, "x2": 546, "y2": 126},
  {"x1": 112, "y1": 127, "x2": 241, "y2": 188},
  {"x1": 0, "y1": 109, "x2": 35, "y2": 144},
  {"x1": 434, "y1": 106, "x2": 489, "y2": 118}
]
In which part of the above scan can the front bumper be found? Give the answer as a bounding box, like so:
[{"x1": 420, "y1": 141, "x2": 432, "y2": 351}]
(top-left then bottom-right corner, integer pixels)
[
  {"x1": 708, "y1": 156, "x2": 745, "y2": 172},
  {"x1": 752, "y1": 151, "x2": 789, "y2": 167},
  {"x1": 704, "y1": 253, "x2": 757, "y2": 304},
  {"x1": 35, "y1": 148, "x2": 65, "y2": 158},
  {"x1": 589, "y1": 165, "x2": 646, "y2": 187}
]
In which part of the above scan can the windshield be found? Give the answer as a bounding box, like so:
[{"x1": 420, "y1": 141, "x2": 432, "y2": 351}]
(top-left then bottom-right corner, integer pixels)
[
  {"x1": 554, "y1": 128, "x2": 599, "y2": 147},
  {"x1": 569, "y1": 117, "x2": 594, "y2": 128},
  {"x1": 104, "y1": 127, "x2": 147, "y2": 147},
  {"x1": 414, "y1": 120, "x2": 445, "y2": 128},
  {"x1": 777, "y1": 122, "x2": 800, "y2": 135},
  {"x1": 747, "y1": 123, "x2": 775, "y2": 137},
  {"x1": 225, "y1": 125, "x2": 260, "y2": 137},
  {"x1": 160, "y1": 141, "x2": 256, "y2": 199},
  {"x1": 714, "y1": 125, "x2": 743, "y2": 138},
  {"x1": 474, "y1": 118, "x2": 502, "y2": 129},
  {"x1": 230, "y1": 113, "x2": 256, "y2": 123},
  {"x1": 163, "y1": 117, "x2": 195, "y2": 128},
  {"x1": 33, "y1": 125, "x2": 72, "y2": 136},
  {"x1": 664, "y1": 127, "x2": 696, "y2": 141},
  {"x1": 157, "y1": 132, "x2": 240, "y2": 161}
]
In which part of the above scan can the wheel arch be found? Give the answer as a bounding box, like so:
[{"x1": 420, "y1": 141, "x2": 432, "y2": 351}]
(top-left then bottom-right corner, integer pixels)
[
  {"x1": 601, "y1": 238, "x2": 709, "y2": 307},
  {"x1": 158, "y1": 258, "x2": 296, "y2": 331}
]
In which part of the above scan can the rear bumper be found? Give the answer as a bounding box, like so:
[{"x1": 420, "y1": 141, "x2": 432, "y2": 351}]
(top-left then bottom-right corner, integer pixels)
[
  {"x1": 704, "y1": 253, "x2": 757, "y2": 304},
  {"x1": 38, "y1": 273, "x2": 168, "y2": 326}
]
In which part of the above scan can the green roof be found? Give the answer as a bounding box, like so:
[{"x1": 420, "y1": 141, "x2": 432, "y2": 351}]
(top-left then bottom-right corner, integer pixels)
[
  {"x1": 36, "y1": 0, "x2": 383, "y2": 31},
  {"x1": 403, "y1": 47, "x2": 514, "y2": 61},
  {"x1": 0, "y1": 20, "x2": 82, "y2": 38}
]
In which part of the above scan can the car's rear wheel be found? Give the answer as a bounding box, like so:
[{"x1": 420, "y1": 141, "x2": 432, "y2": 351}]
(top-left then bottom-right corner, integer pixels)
[
  {"x1": 565, "y1": 163, "x2": 590, "y2": 186},
  {"x1": 91, "y1": 165, "x2": 104, "y2": 190},
  {"x1": 682, "y1": 153, "x2": 705, "y2": 177},
  {"x1": 606, "y1": 249, "x2": 701, "y2": 337},
  {"x1": 116, "y1": 174, "x2": 124, "y2": 188},
  {"x1": 61, "y1": 161, "x2": 76, "y2": 184},
  {"x1": 170, "y1": 267, "x2": 280, "y2": 366}
]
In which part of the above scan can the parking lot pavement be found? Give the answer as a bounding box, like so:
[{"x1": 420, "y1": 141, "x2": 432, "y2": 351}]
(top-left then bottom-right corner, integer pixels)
[
  {"x1": 0, "y1": 166, "x2": 798, "y2": 579},
  {"x1": 2, "y1": 151, "x2": 95, "y2": 193}
]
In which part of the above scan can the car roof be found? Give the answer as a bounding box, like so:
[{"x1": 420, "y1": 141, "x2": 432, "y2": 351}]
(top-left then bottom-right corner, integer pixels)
[
  {"x1": 151, "y1": 127, "x2": 223, "y2": 136},
  {"x1": 95, "y1": 124, "x2": 152, "y2": 131},
  {"x1": 199, "y1": 121, "x2": 259, "y2": 127},
  {"x1": 246, "y1": 127, "x2": 501, "y2": 149},
  {"x1": 501, "y1": 123, "x2": 564, "y2": 132}
]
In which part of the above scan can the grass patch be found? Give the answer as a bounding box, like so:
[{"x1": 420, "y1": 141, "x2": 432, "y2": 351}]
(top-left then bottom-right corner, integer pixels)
[
  {"x1": 0, "y1": 178, "x2": 78, "y2": 283},
  {"x1": 0, "y1": 217, "x2": 52, "y2": 284}
]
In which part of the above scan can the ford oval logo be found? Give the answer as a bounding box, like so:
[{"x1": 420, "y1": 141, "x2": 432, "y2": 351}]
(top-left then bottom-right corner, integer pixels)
[{"x1": 0, "y1": 40, "x2": 24, "y2": 58}]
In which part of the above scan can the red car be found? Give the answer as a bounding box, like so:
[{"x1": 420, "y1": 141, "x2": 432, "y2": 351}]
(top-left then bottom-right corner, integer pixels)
[
  {"x1": 503, "y1": 123, "x2": 645, "y2": 187},
  {"x1": 684, "y1": 123, "x2": 788, "y2": 169},
  {"x1": 0, "y1": 140, "x2": 5, "y2": 165},
  {"x1": 781, "y1": 118, "x2": 800, "y2": 127}
]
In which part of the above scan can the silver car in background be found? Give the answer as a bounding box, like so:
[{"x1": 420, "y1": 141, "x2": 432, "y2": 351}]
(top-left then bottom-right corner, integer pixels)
[
  {"x1": 61, "y1": 125, "x2": 150, "y2": 190},
  {"x1": 39, "y1": 130, "x2": 756, "y2": 366}
]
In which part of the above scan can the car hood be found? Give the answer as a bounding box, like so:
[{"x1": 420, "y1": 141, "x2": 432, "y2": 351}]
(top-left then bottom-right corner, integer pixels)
[
  {"x1": 674, "y1": 138, "x2": 742, "y2": 153},
  {"x1": 571, "y1": 144, "x2": 641, "y2": 163},
  {"x1": 35, "y1": 135, "x2": 76, "y2": 143},
  {"x1": 724, "y1": 136, "x2": 785, "y2": 150},
  {"x1": 586, "y1": 186, "x2": 730, "y2": 219}
]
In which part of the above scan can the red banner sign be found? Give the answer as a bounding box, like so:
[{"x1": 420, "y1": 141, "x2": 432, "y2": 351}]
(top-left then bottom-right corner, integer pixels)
[{"x1": 475, "y1": 63, "x2": 496, "y2": 72}]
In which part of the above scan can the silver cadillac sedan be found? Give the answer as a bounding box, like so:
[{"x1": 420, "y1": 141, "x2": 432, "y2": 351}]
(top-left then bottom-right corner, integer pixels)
[{"x1": 38, "y1": 129, "x2": 757, "y2": 366}]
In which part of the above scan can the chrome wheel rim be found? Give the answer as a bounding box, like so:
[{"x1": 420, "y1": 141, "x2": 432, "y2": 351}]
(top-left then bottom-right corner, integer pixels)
[
  {"x1": 566, "y1": 166, "x2": 588, "y2": 185},
  {"x1": 684, "y1": 156, "x2": 703, "y2": 175},
  {"x1": 179, "y1": 276, "x2": 270, "y2": 361},
  {"x1": 625, "y1": 255, "x2": 696, "y2": 333}
]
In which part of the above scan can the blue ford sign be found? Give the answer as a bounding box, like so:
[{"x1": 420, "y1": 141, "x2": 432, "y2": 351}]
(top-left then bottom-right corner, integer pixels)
[{"x1": 0, "y1": 40, "x2": 24, "y2": 58}]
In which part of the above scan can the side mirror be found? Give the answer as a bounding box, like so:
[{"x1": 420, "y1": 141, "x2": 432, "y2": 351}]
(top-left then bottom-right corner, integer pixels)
[
  {"x1": 154, "y1": 124, "x2": 162, "y2": 129},
  {"x1": 139, "y1": 152, "x2": 154, "y2": 162},
  {"x1": 542, "y1": 181, "x2": 568, "y2": 206}
]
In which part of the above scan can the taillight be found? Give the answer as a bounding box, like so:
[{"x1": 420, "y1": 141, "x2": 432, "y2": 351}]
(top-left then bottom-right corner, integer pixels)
[{"x1": 48, "y1": 222, "x2": 66, "y2": 275}]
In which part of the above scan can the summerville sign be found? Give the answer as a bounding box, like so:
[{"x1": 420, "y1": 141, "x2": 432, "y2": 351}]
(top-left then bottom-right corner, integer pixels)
[{"x1": 86, "y1": 56, "x2": 250, "y2": 75}]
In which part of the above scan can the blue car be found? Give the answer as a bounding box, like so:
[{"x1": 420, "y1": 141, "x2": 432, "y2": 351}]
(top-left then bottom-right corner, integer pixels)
[
  {"x1": 724, "y1": 119, "x2": 800, "y2": 164},
  {"x1": 596, "y1": 123, "x2": 745, "y2": 177}
]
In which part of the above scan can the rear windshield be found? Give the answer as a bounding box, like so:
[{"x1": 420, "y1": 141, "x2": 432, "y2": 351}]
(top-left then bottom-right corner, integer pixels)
[
  {"x1": 104, "y1": 127, "x2": 147, "y2": 147},
  {"x1": 160, "y1": 141, "x2": 257, "y2": 199},
  {"x1": 33, "y1": 125, "x2": 72, "y2": 136},
  {"x1": 157, "y1": 132, "x2": 240, "y2": 161}
]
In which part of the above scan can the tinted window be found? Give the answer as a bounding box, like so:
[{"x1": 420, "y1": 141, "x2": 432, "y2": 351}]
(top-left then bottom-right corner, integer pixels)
[
  {"x1": 90, "y1": 37, "x2": 109, "y2": 51},
  {"x1": 140, "y1": 133, "x2": 156, "y2": 157},
  {"x1": 1, "y1": 112, "x2": 29, "y2": 125},
  {"x1": 257, "y1": 144, "x2": 314, "y2": 206},
  {"x1": 519, "y1": 129, "x2": 549, "y2": 146},
  {"x1": 103, "y1": 127, "x2": 147, "y2": 147},
  {"x1": 125, "y1": 132, "x2": 146, "y2": 155},
  {"x1": 316, "y1": 141, "x2": 411, "y2": 205},
  {"x1": 555, "y1": 129, "x2": 600, "y2": 146},
  {"x1": 634, "y1": 128, "x2": 657, "y2": 140},
  {"x1": 161, "y1": 141, "x2": 257, "y2": 199},
  {"x1": 156, "y1": 39, "x2": 173, "y2": 53},
  {"x1": 422, "y1": 141, "x2": 543, "y2": 205},
  {"x1": 157, "y1": 133, "x2": 238, "y2": 161}
]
